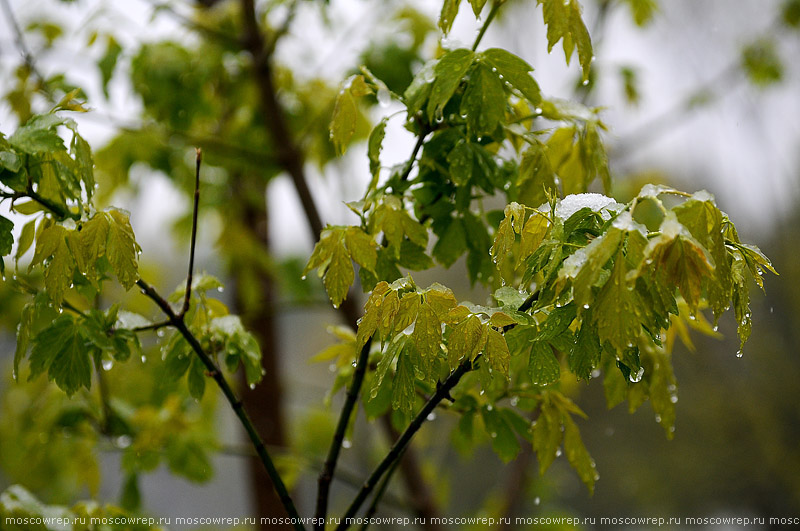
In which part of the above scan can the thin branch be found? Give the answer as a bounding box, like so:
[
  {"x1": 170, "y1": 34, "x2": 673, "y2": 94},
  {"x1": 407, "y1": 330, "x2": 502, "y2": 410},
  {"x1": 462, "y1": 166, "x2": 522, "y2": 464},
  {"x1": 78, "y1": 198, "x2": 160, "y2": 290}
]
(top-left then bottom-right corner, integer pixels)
[
  {"x1": 315, "y1": 337, "x2": 373, "y2": 527},
  {"x1": 359, "y1": 456, "x2": 403, "y2": 531},
  {"x1": 135, "y1": 278, "x2": 304, "y2": 529},
  {"x1": 143, "y1": 0, "x2": 240, "y2": 48},
  {"x1": 131, "y1": 319, "x2": 172, "y2": 333},
  {"x1": 472, "y1": 0, "x2": 504, "y2": 52},
  {"x1": 336, "y1": 359, "x2": 474, "y2": 528},
  {"x1": 181, "y1": 148, "x2": 202, "y2": 317},
  {"x1": 0, "y1": 0, "x2": 52, "y2": 99}
]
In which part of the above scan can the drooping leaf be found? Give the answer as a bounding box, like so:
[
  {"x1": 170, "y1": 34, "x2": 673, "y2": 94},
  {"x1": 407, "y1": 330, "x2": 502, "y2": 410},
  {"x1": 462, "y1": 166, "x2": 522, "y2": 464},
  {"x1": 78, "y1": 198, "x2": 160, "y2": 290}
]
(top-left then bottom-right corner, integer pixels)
[
  {"x1": 460, "y1": 63, "x2": 506, "y2": 136},
  {"x1": 569, "y1": 319, "x2": 602, "y2": 381},
  {"x1": 0, "y1": 215, "x2": 13, "y2": 273},
  {"x1": 106, "y1": 210, "x2": 140, "y2": 290},
  {"x1": 481, "y1": 48, "x2": 541, "y2": 104},
  {"x1": 485, "y1": 328, "x2": 511, "y2": 380},
  {"x1": 324, "y1": 241, "x2": 354, "y2": 308},
  {"x1": 439, "y1": 0, "x2": 463, "y2": 34},
  {"x1": 392, "y1": 346, "x2": 416, "y2": 414},
  {"x1": 593, "y1": 250, "x2": 642, "y2": 354},
  {"x1": 427, "y1": 48, "x2": 474, "y2": 121},
  {"x1": 562, "y1": 414, "x2": 598, "y2": 494},
  {"x1": 344, "y1": 227, "x2": 378, "y2": 273},
  {"x1": 481, "y1": 406, "x2": 521, "y2": 463},
  {"x1": 29, "y1": 315, "x2": 93, "y2": 396},
  {"x1": 533, "y1": 400, "x2": 562, "y2": 474},
  {"x1": 367, "y1": 118, "x2": 387, "y2": 180},
  {"x1": 528, "y1": 341, "x2": 560, "y2": 385},
  {"x1": 447, "y1": 315, "x2": 487, "y2": 369},
  {"x1": 539, "y1": 0, "x2": 593, "y2": 80},
  {"x1": 331, "y1": 75, "x2": 372, "y2": 155}
]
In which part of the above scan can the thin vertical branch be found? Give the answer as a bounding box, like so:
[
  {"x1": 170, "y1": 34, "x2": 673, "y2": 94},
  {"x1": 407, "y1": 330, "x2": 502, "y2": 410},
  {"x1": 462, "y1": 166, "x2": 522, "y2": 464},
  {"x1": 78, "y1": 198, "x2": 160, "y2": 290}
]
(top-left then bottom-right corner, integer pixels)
[
  {"x1": 181, "y1": 148, "x2": 202, "y2": 317},
  {"x1": 315, "y1": 337, "x2": 373, "y2": 527},
  {"x1": 472, "y1": 0, "x2": 504, "y2": 51}
]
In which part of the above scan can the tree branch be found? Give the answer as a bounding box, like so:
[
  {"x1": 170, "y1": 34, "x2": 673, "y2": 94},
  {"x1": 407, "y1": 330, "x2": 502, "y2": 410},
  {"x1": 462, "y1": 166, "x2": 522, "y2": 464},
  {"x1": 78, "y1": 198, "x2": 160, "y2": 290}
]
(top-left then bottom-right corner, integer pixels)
[
  {"x1": 240, "y1": 0, "x2": 324, "y2": 239},
  {"x1": 359, "y1": 455, "x2": 403, "y2": 531},
  {"x1": 472, "y1": 0, "x2": 504, "y2": 51},
  {"x1": 315, "y1": 337, "x2": 373, "y2": 527},
  {"x1": 0, "y1": 0, "x2": 52, "y2": 99},
  {"x1": 336, "y1": 359, "x2": 474, "y2": 528},
  {"x1": 181, "y1": 148, "x2": 202, "y2": 317},
  {"x1": 135, "y1": 278, "x2": 304, "y2": 528}
]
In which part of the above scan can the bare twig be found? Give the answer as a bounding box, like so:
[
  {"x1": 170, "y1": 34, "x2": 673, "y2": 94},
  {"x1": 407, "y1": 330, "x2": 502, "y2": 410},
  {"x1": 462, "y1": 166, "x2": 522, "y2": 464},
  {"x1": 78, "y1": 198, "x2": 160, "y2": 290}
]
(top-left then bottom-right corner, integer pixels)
[
  {"x1": 180, "y1": 148, "x2": 202, "y2": 317},
  {"x1": 0, "y1": 0, "x2": 52, "y2": 99}
]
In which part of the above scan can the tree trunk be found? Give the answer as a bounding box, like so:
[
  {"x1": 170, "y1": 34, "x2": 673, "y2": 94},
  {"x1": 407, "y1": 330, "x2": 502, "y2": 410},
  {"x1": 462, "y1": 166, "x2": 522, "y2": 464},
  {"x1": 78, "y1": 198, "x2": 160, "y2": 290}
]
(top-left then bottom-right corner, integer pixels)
[{"x1": 232, "y1": 175, "x2": 291, "y2": 528}]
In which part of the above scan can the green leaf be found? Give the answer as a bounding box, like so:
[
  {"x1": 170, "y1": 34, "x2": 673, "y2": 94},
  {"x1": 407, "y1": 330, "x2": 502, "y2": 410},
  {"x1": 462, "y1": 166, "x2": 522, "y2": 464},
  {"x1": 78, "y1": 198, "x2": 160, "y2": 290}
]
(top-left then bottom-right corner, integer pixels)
[
  {"x1": 447, "y1": 141, "x2": 473, "y2": 186},
  {"x1": 398, "y1": 240, "x2": 434, "y2": 270},
  {"x1": 485, "y1": 328, "x2": 510, "y2": 380},
  {"x1": 304, "y1": 228, "x2": 338, "y2": 276},
  {"x1": 490, "y1": 202, "x2": 525, "y2": 273},
  {"x1": 533, "y1": 400, "x2": 563, "y2": 474},
  {"x1": 371, "y1": 334, "x2": 405, "y2": 399},
  {"x1": 643, "y1": 216, "x2": 713, "y2": 313},
  {"x1": 447, "y1": 315, "x2": 487, "y2": 369},
  {"x1": 15, "y1": 218, "x2": 36, "y2": 263},
  {"x1": 324, "y1": 240, "x2": 354, "y2": 308},
  {"x1": 413, "y1": 301, "x2": 442, "y2": 363},
  {"x1": 71, "y1": 131, "x2": 94, "y2": 201},
  {"x1": 392, "y1": 346, "x2": 416, "y2": 414},
  {"x1": 439, "y1": 0, "x2": 462, "y2": 34},
  {"x1": 45, "y1": 229, "x2": 75, "y2": 305},
  {"x1": 8, "y1": 114, "x2": 66, "y2": 154},
  {"x1": 0, "y1": 150, "x2": 22, "y2": 172},
  {"x1": 562, "y1": 414, "x2": 598, "y2": 494},
  {"x1": 569, "y1": 319, "x2": 601, "y2": 380},
  {"x1": 29, "y1": 315, "x2": 93, "y2": 396},
  {"x1": 460, "y1": 63, "x2": 506, "y2": 136},
  {"x1": 593, "y1": 250, "x2": 642, "y2": 354},
  {"x1": 106, "y1": 209, "x2": 140, "y2": 290},
  {"x1": 368, "y1": 119, "x2": 387, "y2": 180},
  {"x1": 344, "y1": 227, "x2": 377, "y2": 273},
  {"x1": 14, "y1": 303, "x2": 35, "y2": 381},
  {"x1": 469, "y1": 0, "x2": 488, "y2": 17},
  {"x1": 622, "y1": 0, "x2": 658, "y2": 26},
  {"x1": 433, "y1": 216, "x2": 467, "y2": 267},
  {"x1": 518, "y1": 212, "x2": 549, "y2": 262},
  {"x1": 98, "y1": 36, "x2": 122, "y2": 98},
  {"x1": 561, "y1": 227, "x2": 622, "y2": 311},
  {"x1": 427, "y1": 49, "x2": 474, "y2": 121},
  {"x1": 187, "y1": 356, "x2": 206, "y2": 400},
  {"x1": 539, "y1": 0, "x2": 593, "y2": 80},
  {"x1": 163, "y1": 334, "x2": 192, "y2": 382},
  {"x1": 481, "y1": 406, "x2": 521, "y2": 463},
  {"x1": 528, "y1": 341, "x2": 560, "y2": 385},
  {"x1": 331, "y1": 75, "x2": 372, "y2": 155},
  {"x1": 481, "y1": 48, "x2": 541, "y2": 104},
  {"x1": 518, "y1": 142, "x2": 556, "y2": 208},
  {"x1": 0, "y1": 215, "x2": 12, "y2": 273}
]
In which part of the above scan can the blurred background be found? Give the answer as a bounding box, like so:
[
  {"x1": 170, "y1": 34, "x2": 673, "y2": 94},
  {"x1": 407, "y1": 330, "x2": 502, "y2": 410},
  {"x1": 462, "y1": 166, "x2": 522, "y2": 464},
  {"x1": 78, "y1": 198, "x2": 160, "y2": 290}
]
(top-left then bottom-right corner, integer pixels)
[{"x1": 0, "y1": 0, "x2": 798, "y2": 528}]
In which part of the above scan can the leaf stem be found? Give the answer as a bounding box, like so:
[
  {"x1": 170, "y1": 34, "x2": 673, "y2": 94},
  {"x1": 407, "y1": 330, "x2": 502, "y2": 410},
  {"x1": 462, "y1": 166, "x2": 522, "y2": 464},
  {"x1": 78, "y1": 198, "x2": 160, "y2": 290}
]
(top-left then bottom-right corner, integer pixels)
[
  {"x1": 135, "y1": 278, "x2": 304, "y2": 528},
  {"x1": 315, "y1": 337, "x2": 373, "y2": 527},
  {"x1": 472, "y1": 0, "x2": 504, "y2": 52},
  {"x1": 336, "y1": 359, "x2": 473, "y2": 528},
  {"x1": 181, "y1": 148, "x2": 202, "y2": 317}
]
